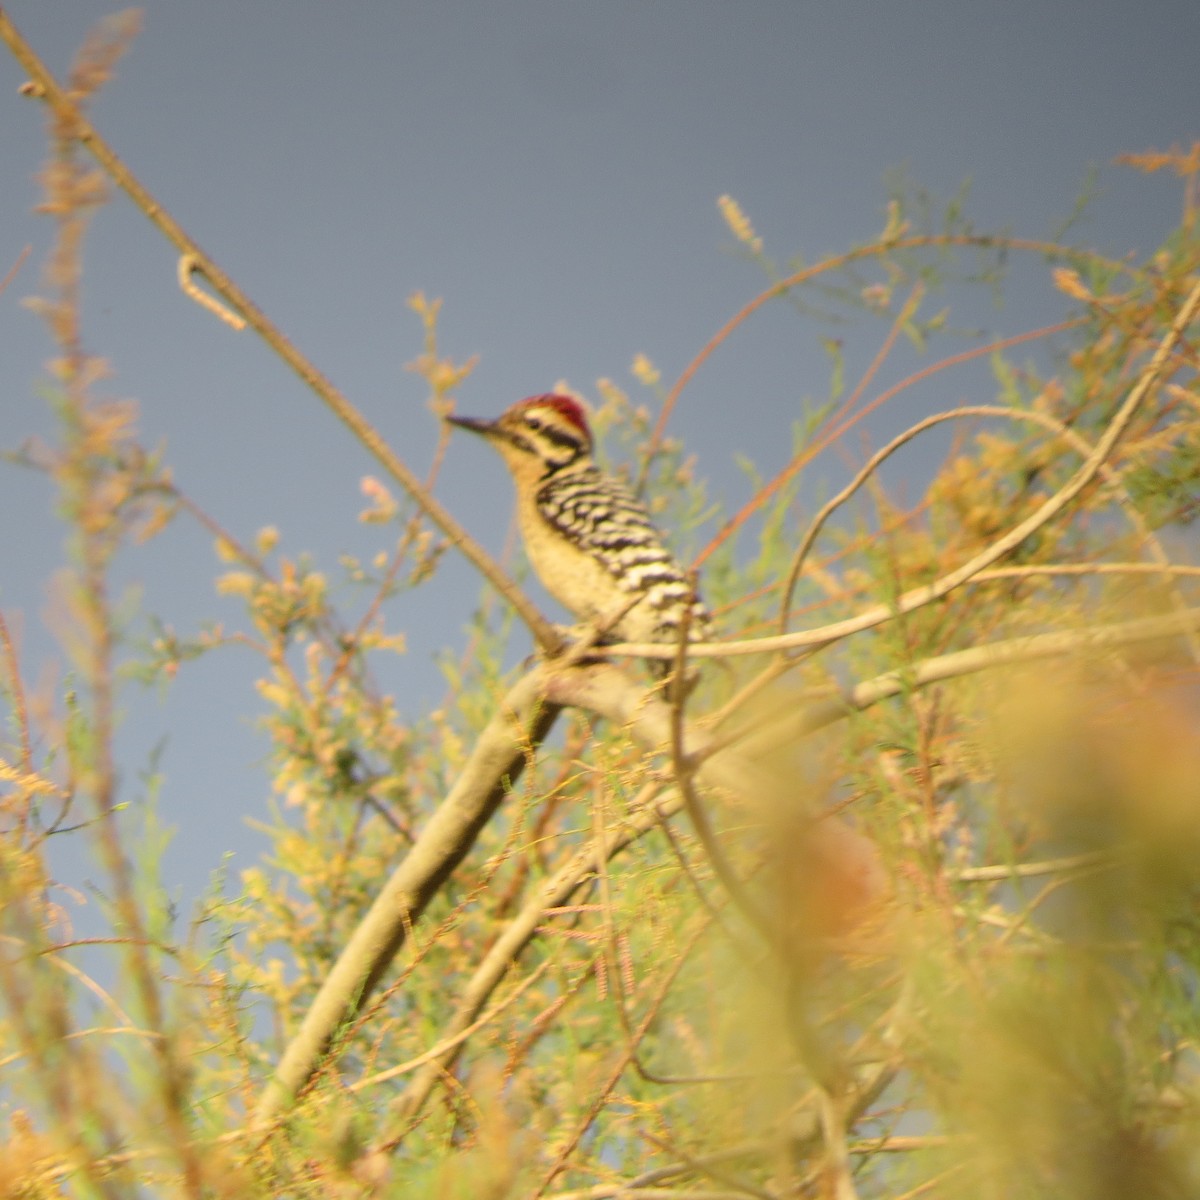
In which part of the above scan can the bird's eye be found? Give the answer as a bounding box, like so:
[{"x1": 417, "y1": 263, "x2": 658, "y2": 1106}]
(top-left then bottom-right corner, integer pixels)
[{"x1": 525, "y1": 414, "x2": 543, "y2": 431}]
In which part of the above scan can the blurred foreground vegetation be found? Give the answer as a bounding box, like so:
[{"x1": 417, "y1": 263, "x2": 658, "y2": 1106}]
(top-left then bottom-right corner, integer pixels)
[{"x1": 2, "y1": 15, "x2": 1200, "y2": 1200}]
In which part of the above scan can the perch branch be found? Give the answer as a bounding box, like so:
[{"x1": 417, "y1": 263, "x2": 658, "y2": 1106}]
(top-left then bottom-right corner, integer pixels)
[{"x1": 254, "y1": 667, "x2": 560, "y2": 1121}]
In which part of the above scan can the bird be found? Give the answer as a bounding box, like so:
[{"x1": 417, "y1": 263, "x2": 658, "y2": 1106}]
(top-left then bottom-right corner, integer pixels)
[{"x1": 448, "y1": 394, "x2": 711, "y2": 672}]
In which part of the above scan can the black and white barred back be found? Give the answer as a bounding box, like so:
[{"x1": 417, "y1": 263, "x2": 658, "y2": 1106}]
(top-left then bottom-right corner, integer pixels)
[
  {"x1": 449, "y1": 394, "x2": 712, "y2": 660},
  {"x1": 535, "y1": 459, "x2": 712, "y2": 644}
]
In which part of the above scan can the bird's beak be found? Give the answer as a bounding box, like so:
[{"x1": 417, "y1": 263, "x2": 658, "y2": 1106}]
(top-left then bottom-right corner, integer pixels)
[{"x1": 447, "y1": 414, "x2": 498, "y2": 437}]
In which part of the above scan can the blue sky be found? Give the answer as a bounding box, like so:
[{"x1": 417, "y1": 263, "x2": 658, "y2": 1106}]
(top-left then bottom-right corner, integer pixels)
[{"x1": 2, "y1": 2, "x2": 1197, "y2": 912}]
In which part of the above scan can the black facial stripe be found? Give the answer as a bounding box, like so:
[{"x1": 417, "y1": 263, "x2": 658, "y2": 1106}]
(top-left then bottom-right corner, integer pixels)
[{"x1": 541, "y1": 425, "x2": 584, "y2": 451}]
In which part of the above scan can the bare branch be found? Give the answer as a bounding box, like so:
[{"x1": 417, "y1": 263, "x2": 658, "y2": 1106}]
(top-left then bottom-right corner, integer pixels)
[
  {"x1": 0, "y1": 9, "x2": 562, "y2": 656},
  {"x1": 614, "y1": 274, "x2": 1200, "y2": 665},
  {"x1": 779, "y1": 397, "x2": 1200, "y2": 661},
  {"x1": 254, "y1": 668, "x2": 561, "y2": 1121},
  {"x1": 729, "y1": 607, "x2": 1200, "y2": 764},
  {"x1": 379, "y1": 781, "x2": 681, "y2": 1127},
  {"x1": 640, "y1": 234, "x2": 1139, "y2": 492},
  {"x1": 667, "y1": 599, "x2": 771, "y2": 934}
]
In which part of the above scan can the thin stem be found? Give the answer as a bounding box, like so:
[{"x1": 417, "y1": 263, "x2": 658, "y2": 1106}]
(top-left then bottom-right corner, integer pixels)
[
  {"x1": 0, "y1": 10, "x2": 562, "y2": 656},
  {"x1": 616, "y1": 274, "x2": 1200, "y2": 664}
]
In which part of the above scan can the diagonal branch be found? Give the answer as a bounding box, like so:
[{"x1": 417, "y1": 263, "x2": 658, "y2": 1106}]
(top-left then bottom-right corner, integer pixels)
[
  {"x1": 615, "y1": 273, "x2": 1200, "y2": 666},
  {"x1": 376, "y1": 782, "x2": 683, "y2": 1128},
  {"x1": 778, "y1": 400, "x2": 1200, "y2": 664},
  {"x1": 253, "y1": 667, "x2": 561, "y2": 1121},
  {"x1": 0, "y1": 10, "x2": 562, "y2": 656},
  {"x1": 353, "y1": 603, "x2": 1198, "y2": 1137}
]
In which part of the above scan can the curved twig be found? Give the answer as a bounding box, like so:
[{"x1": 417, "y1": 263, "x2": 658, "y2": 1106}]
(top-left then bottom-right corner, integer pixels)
[
  {"x1": 778, "y1": 399, "x2": 1200, "y2": 666},
  {"x1": 668, "y1": 598, "x2": 771, "y2": 935},
  {"x1": 0, "y1": 10, "x2": 562, "y2": 657},
  {"x1": 693, "y1": 319, "x2": 1082, "y2": 572},
  {"x1": 176, "y1": 254, "x2": 246, "y2": 330},
  {"x1": 640, "y1": 220, "x2": 1132, "y2": 492},
  {"x1": 613, "y1": 274, "x2": 1200, "y2": 666}
]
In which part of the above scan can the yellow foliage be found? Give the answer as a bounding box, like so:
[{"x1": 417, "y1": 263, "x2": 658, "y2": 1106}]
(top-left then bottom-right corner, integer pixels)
[
  {"x1": 215, "y1": 570, "x2": 256, "y2": 597},
  {"x1": 716, "y1": 192, "x2": 764, "y2": 253},
  {"x1": 358, "y1": 475, "x2": 398, "y2": 524},
  {"x1": 255, "y1": 525, "x2": 280, "y2": 555},
  {"x1": 630, "y1": 352, "x2": 660, "y2": 388}
]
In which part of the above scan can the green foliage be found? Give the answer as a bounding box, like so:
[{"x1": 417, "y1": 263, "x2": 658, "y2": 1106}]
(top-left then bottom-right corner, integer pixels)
[
  {"x1": 1126, "y1": 424, "x2": 1200, "y2": 526},
  {"x1": 2, "y1": 23, "x2": 1200, "y2": 1196}
]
